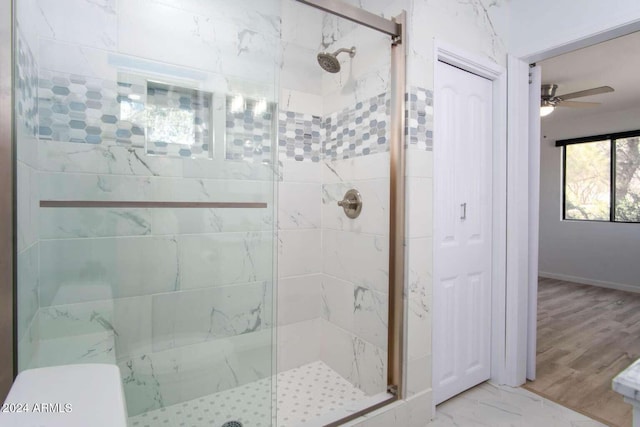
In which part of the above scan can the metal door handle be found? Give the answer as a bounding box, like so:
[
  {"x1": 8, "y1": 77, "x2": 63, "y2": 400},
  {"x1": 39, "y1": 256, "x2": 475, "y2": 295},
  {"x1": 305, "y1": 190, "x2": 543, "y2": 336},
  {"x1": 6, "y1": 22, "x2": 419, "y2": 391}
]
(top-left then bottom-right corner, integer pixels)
[{"x1": 460, "y1": 203, "x2": 467, "y2": 220}]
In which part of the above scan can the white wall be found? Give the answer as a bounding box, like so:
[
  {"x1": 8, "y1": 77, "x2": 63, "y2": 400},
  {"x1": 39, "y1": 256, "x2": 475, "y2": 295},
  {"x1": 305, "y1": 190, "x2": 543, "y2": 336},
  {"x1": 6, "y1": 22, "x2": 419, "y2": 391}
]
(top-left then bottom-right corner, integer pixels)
[
  {"x1": 509, "y1": 0, "x2": 640, "y2": 60},
  {"x1": 539, "y1": 106, "x2": 640, "y2": 291}
]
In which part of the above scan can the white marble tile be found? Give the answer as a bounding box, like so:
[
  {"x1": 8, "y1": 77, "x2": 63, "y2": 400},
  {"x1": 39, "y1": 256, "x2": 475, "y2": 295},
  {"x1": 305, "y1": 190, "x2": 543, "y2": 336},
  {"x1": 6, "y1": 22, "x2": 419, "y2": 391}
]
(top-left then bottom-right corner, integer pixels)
[
  {"x1": 432, "y1": 382, "x2": 605, "y2": 427},
  {"x1": 280, "y1": 42, "x2": 325, "y2": 96},
  {"x1": 280, "y1": 88, "x2": 324, "y2": 117},
  {"x1": 321, "y1": 274, "x2": 354, "y2": 332},
  {"x1": 320, "y1": 319, "x2": 386, "y2": 396},
  {"x1": 407, "y1": 150, "x2": 434, "y2": 178},
  {"x1": 118, "y1": 0, "x2": 279, "y2": 83},
  {"x1": 278, "y1": 274, "x2": 322, "y2": 326},
  {"x1": 278, "y1": 229, "x2": 322, "y2": 278},
  {"x1": 151, "y1": 282, "x2": 269, "y2": 351},
  {"x1": 38, "y1": 38, "x2": 116, "y2": 81},
  {"x1": 39, "y1": 172, "x2": 153, "y2": 202},
  {"x1": 178, "y1": 232, "x2": 273, "y2": 290},
  {"x1": 344, "y1": 401, "x2": 409, "y2": 427},
  {"x1": 150, "y1": 176, "x2": 273, "y2": 204},
  {"x1": 17, "y1": 311, "x2": 40, "y2": 372},
  {"x1": 151, "y1": 207, "x2": 273, "y2": 235},
  {"x1": 281, "y1": 159, "x2": 322, "y2": 183},
  {"x1": 407, "y1": 355, "x2": 432, "y2": 397},
  {"x1": 39, "y1": 141, "x2": 184, "y2": 177},
  {"x1": 36, "y1": 330, "x2": 116, "y2": 368},
  {"x1": 121, "y1": 329, "x2": 273, "y2": 417},
  {"x1": 407, "y1": 390, "x2": 433, "y2": 427},
  {"x1": 321, "y1": 274, "x2": 388, "y2": 350},
  {"x1": 39, "y1": 236, "x2": 179, "y2": 306},
  {"x1": 40, "y1": 208, "x2": 152, "y2": 239},
  {"x1": 34, "y1": 0, "x2": 117, "y2": 50},
  {"x1": 322, "y1": 178, "x2": 389, "y2": 236},
  {"x1": 407, "y1": 237, "x2": 433, "y2": 361},
  {"x1": 16, "y1": 131, "x2": 37, "y2": 170},
  {"x1": 322, "y1": 229, "x2": 388, "y2": 294},
  {"x1": 407, "y1": 177, "x2": 433, "y2": 239},
  {"x1": 322, "y1": 153, "x2": 390, "y2": 184},
  {"x1": 16, "y1": 244, "x2": 39, "y2": 343},
  {"x1": 38, "y1": 299, "x2": 115, "y2": 339},
  {"x1": 280, "y1": 0, "x2": 323, "y2": 49},
  {"x1": 353, "y1": 286, "x2": 388, "y2": 350},
  {"x1": 150, "y1": 0, "x2": 280, "y2": 38},
  {"x1": 16, "y1": 162, "x2": 38, "y2": 252},
  {"x1": 118, "y1": 0, "x2": 222, "y2": 72},
  {"x1": 182, "y1": 157, "x2": 278, "y2": 181},
  {"x1": 408, "y1": 0, "x2": 507, "y2": 89},
  {"x1": 277, "y1": 319, "x2": 321, "y2": 373},
  {"x1": 278, "y1": 182, "x2": 321, "y2": 229},
  {"x1": 113, "y1": 295, "x2": 153, "y2": 360}
]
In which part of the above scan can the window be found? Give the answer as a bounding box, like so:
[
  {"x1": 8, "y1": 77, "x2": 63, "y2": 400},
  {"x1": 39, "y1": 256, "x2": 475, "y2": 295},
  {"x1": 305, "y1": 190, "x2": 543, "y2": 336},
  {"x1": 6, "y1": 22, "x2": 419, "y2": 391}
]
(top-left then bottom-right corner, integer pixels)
[{"x1": 560, "y1": 131, "x2": 640, "y2": 223}]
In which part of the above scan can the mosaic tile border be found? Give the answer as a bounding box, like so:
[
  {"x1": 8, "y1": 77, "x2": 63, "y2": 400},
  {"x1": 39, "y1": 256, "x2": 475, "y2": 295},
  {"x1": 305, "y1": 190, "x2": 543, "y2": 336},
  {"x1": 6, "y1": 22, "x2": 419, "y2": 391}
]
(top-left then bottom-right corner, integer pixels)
[
  {"x1": 324, "y1": 93, "x2": 390, "y2": 161},
  {"x1": 16, "y1": 28, "x2": 38, "y2": 138},
  {"x1": 36, "y1": 67, "x2": 433, "y2": 162},
  {"x1": 406, "y1": 86, "x2": 433, "y2": 151},
  {"x1": 277, "y1": 111, "x2": 323, "y2": 163}
]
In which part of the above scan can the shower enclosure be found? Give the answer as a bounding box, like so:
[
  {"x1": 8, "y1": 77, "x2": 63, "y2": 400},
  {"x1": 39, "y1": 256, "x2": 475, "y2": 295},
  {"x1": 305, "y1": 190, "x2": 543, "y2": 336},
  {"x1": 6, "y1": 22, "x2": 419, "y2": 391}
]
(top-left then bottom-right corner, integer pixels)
[{"x1": 13, "y1": 0, "x2": 406, "y2": 425}]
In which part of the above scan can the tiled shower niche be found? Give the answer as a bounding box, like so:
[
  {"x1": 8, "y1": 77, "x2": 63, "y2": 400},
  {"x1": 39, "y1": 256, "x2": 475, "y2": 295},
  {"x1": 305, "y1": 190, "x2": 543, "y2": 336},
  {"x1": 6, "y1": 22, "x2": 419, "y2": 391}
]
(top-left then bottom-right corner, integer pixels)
[{"x1": 37, "y1": 70, "x2": 276, "y2": 162}]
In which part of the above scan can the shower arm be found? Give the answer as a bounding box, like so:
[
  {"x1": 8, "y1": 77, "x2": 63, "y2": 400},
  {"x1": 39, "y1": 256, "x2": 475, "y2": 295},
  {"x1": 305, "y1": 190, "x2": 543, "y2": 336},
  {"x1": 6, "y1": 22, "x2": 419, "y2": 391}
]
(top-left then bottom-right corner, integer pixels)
[{"x1": 332, "y1": 47, "x2": 356, "y2": 57}]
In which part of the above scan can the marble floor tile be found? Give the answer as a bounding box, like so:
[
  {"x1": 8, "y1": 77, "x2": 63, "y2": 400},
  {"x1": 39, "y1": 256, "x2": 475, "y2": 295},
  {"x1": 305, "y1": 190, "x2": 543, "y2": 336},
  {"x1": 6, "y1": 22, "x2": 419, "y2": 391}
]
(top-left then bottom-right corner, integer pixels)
[{"x1": 431, "y1": 382, "x2": 607, "y2": 427}]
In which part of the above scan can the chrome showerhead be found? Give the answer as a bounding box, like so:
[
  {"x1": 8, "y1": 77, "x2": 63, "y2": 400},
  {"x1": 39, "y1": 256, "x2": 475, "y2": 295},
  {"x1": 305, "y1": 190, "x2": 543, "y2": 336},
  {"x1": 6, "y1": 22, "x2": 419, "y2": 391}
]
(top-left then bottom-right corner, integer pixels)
[{"x1": 317, "y1": 46, "x2": 356, "y2": 73}]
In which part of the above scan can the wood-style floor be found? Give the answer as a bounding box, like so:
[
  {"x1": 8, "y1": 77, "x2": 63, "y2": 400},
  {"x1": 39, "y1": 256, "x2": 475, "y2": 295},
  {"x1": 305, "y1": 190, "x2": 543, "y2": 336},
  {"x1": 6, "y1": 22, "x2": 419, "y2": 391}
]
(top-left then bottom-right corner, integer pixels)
[{"x1": 523, "y1": 278, "x2": 640, "y2": 427}]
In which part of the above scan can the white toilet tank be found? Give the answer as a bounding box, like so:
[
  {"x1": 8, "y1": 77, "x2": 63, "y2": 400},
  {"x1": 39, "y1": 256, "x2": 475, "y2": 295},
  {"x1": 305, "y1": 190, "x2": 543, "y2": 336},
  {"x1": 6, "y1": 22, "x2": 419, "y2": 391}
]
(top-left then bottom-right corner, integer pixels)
[{"x1": 0, "y1": 364, "x2": 127, "y2": 427}]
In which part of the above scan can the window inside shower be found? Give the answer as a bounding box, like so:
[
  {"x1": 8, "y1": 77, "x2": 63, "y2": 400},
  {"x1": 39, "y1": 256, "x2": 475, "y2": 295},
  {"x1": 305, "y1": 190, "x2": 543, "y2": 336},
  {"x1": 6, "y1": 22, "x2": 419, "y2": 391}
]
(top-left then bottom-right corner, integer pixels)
[{"x1": 13, "y1": 0, "x2": 406, "y2": 425}]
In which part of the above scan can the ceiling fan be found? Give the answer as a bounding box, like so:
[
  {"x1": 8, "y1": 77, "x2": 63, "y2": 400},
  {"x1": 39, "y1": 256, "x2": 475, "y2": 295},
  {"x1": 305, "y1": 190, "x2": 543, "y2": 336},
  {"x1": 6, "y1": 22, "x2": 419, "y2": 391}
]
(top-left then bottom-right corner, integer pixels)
[{"x1": 540, "y1": 84, "x2": 614, "y2": 117}]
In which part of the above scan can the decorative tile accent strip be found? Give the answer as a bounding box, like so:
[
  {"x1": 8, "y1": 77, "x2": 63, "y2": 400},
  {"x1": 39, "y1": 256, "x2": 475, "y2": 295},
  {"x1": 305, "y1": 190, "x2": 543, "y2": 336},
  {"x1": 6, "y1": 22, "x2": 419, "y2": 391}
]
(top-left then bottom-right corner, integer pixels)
[
  {"x1": 36, "y1": 68, "x2": 432, "y2": 162},
  {"x1": 36, "y1": 70, "x2": 280, "y2": 162},
  {"x1": 16, "y1": 29, "x2": 38, "y2": 137},
  {"x1": 406, "y1": 87, "x2": 433, "y2": 151},
  {"x1": 324, "y1": 93, "x2": 390, "y2": 161},
  {"x1": 227, "y1": 97, "x2": 275, "y2": 164},
  {"x1": 38, "y1": 70, "x2": 146, "y2": 147},
  {"x1": 277, "y1": 111, "x2": 323, "y2": 162}
]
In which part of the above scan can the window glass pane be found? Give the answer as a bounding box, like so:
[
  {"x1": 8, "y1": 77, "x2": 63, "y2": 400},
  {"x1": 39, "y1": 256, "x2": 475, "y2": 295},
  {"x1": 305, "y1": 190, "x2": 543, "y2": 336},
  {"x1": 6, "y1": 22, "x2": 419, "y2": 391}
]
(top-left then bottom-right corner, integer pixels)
[
  {"x1": 615, "y1": 137, "x2": 640, "y2": 222},
  {"x1": 565, "y1": 141, "x2": 610, "y2": 220}
]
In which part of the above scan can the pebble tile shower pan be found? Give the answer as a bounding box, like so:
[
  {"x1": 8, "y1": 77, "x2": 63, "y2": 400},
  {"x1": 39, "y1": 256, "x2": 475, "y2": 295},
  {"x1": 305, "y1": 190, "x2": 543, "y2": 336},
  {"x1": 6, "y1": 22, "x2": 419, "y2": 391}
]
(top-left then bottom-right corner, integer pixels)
[{"x1": 128, "y1": 361, "x2": 366, "y2": 427}]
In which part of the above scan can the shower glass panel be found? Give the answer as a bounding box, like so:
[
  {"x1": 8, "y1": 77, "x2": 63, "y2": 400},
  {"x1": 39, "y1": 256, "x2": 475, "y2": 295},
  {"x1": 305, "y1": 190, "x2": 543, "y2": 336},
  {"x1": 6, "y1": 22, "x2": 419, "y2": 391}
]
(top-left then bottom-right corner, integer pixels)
[
  {"x1": 15, "y1": 0, "x2": 279, "y2": 425},
  {"x1": 275, "y1": 1, "x2": 396, "y2": 424}
]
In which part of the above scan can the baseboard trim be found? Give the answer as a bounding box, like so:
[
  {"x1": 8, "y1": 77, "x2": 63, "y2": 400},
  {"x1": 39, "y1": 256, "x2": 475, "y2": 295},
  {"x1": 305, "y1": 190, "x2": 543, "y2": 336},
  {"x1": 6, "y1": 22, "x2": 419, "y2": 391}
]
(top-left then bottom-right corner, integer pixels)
[{"x1": 538, "y1": 271, "x2": 640, "y2": 294}]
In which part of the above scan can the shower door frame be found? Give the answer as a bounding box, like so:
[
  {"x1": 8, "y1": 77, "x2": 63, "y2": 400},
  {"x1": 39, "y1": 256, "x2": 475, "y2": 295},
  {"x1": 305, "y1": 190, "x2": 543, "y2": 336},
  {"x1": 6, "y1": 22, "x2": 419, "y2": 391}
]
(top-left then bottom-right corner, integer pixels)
[
  {"x1": 295, "y1": 1, "x2": 407, "y2": 424},
  {"x1": 0, "y1": 0, "x2": 15, "y2": 401}
]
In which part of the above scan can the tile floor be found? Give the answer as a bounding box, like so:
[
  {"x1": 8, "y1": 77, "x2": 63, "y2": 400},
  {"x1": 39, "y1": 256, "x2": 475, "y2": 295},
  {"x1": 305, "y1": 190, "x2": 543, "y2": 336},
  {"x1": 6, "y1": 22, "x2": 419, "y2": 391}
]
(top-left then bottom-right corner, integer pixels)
[
  {"x1": 431, "y1": 382, "x2": 607, "y2": 427},
  {"x1": 128, "y1": 361, "x2": 366, "y2": 427},
  {"x1": 129, "y1": 362, "x2": 606, "y2": 427}
]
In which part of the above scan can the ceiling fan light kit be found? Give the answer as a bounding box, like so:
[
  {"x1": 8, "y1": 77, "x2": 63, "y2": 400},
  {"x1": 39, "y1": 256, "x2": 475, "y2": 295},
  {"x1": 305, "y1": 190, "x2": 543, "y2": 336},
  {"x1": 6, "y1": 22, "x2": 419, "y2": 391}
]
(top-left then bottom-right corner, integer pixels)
[{"x1": 539, "y1": 83, "x2": 614, "y2": 117}]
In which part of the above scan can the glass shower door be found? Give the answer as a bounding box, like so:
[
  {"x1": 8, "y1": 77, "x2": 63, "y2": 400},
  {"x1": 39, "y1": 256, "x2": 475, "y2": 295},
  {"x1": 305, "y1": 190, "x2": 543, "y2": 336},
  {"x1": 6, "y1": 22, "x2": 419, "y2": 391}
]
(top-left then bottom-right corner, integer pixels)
[{"x1": 15, "y1": 0, "x2": 279, "y2": 425}]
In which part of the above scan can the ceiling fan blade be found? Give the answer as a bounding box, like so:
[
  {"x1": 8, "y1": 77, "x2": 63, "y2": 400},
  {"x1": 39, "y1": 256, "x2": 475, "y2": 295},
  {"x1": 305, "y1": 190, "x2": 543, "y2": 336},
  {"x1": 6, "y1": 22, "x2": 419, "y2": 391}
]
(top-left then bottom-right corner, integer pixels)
[
  {"x1": 558, "y1": 86, "x2": 614, "y2": 100},
  {"x1": 557, "y1": 100, "x2": 600, "y2": 108}
]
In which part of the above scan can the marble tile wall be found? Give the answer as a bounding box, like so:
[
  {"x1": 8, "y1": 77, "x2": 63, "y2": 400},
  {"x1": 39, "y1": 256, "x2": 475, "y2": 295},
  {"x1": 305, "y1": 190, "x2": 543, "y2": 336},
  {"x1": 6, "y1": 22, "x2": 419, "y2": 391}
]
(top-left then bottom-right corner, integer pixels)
[
  {"x1": 276, "y1": 159, "x2": 323, "y2": 372},
  {"x1": 15, "y1": 21, "x2": 40, "y2": 373},
  {"x1": 16, "y1": 0, "x2": 283, "y2": 417},
  {"x1": 319, "y1": 153, "x2": 390, "y2": 396}
]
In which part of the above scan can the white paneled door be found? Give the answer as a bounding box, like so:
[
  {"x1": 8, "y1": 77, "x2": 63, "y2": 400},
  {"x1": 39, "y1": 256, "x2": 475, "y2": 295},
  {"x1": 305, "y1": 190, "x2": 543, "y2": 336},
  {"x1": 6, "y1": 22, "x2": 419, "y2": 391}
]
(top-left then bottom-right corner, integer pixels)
[{"x1": 433, "y1": 60, "x2": 493, "y2": 405}]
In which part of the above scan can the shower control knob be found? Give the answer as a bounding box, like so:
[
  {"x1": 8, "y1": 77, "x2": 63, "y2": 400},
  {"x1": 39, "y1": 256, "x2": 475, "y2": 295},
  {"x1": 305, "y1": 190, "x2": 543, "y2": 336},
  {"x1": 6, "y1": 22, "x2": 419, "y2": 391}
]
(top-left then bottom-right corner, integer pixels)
[{"x1": 337, "y1": 189, "x2": 362, "y2": 219}]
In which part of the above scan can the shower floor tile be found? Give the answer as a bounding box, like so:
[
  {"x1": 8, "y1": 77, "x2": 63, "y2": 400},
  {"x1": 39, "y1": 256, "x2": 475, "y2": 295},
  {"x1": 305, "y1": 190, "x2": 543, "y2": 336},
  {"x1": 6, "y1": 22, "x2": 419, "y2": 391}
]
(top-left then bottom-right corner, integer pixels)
[{"x1": 128, "y1": 361, "x2": 366, "y2": 427}]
